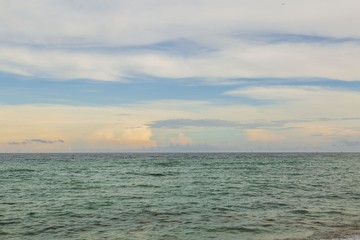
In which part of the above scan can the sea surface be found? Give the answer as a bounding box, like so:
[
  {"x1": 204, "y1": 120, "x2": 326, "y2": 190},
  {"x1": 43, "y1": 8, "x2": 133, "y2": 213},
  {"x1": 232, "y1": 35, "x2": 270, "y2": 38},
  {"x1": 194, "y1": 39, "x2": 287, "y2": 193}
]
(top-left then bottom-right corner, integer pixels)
[{"x1": 0, "y1": 153, "x2": 359, "y2": 240}]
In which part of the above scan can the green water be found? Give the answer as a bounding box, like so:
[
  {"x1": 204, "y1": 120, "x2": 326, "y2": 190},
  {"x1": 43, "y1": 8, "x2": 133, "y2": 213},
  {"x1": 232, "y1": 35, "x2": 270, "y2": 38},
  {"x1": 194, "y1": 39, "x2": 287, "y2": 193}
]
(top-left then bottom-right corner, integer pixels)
[{"x1": 0, "y1": 153, "x2": 359, "y2": 240}]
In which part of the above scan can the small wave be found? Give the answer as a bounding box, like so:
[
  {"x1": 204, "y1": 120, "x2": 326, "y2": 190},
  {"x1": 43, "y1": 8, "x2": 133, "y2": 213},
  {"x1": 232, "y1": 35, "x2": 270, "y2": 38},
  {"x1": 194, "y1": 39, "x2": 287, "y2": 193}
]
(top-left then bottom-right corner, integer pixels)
[
  {"x1": 144, "y1": 172, "x2": 179, "y2": 177},
  {"x1": 1, "y1": 202, "x2": 17, "y2": 205},
  {"x1": 126, "y1": 172, "x2": 178, "y2": 177},
  {"x1": 135, "y1": 184, "x2": 160, "y2": 188},
  {"x1": 211, "y1": 207, "x2": 234, "y2": 212},
  {"x1": 326, "y1": 236, "x2": 360, "y2": 240},
  {"x1": 142, "y1": 210, "x2": 184, "y2": 217},
  {"x1": 23, "y1": 225, "x2": 66, "y2": 236},
  {"x1": 4, "y1": 169, "x2": 36, "y2": 172},
  {"x1": 0, "y1": 231, "x2": 9, "y2": 236},
  {"x1": 146, "y1": 173, "x2": 166, "y2": 177},
  {"x1": 323, "y1": 210, "x2": 342, "y2": 215},
  {"x1": 0, "y1": 220, "x2": 21, "y2": 225},
  {"x1": 208, "y1": 226, "x2": 261, "y2": 233},
  {"x1": 311, "y1": 227, "x2": 360, "y2": 240},
  {"x1": 290, "y1": 209, "x2": 310, "y2": 214}
]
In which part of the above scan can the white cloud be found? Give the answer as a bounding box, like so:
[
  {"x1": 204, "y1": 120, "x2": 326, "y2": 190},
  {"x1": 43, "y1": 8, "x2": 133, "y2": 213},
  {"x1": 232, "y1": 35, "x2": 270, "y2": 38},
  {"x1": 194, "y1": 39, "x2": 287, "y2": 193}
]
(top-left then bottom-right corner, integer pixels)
[
  {"x1": 246, "y1": 129, "x2": 285, "y2": 143},
  {"x1": 224, "y1": 85, "x2": 360, "y2": 102},
  {"x1": 301, "y1": 124, "x2": 360, "y2": 137},
  {"x1": 224, "y1": 86, "x2": 360, "y2": 119},
  {"x1": 0, "y1": 45, "x2": 125, "y2": 81},
  {"x1": 1, "y1": 95, "x2": 360, "y2": 152},
  {"x1": 1, "y1": 0, "x2": 360, "y2": 45},
  {"x1": 92, "y1": 126, "x2": 157, "y2": 148},
  {"x1": 2, "y1": 41, "x2": 360, "y2": 81},
  {"x1": 1, "y1": 1, "x2": 360, "y2": 81},
  {"x1": 170, "y1": 133, "x2": 193, "y2": 145}
]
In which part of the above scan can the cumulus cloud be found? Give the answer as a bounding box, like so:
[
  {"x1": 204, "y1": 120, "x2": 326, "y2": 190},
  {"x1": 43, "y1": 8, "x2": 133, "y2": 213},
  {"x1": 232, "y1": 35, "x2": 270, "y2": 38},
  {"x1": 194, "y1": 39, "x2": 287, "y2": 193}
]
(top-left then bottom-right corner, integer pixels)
[
  {"x1": 92, "y1": 126, "x2": 156, "y2": 148},
  {"x1": 302, "y1": 125, "x2": 360, "y2": 137},
  {"x1": 145, "y1": 143, "x2": 220, "y2": 152},
  {"x1": 246, "y1": 129, "x2": 285, "y2": 143},
  {"x1": 170, "y1": 133, "x2": 193, "y2": 146},
  {"x1": 1, "y1": 100, "x2": 360, "y2": 152}
]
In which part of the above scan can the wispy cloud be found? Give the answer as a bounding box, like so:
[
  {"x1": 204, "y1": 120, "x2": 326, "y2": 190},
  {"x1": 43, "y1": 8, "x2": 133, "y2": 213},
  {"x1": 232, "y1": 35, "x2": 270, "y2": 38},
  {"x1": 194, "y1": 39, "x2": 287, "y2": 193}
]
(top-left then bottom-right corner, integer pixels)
[
  {"x1": 149, "y1": 117, "x2": 360, "y2": 130},
  {"x1": 341, "y1": 140, "x2": 360, "y2": 147},
  {"x1": 1, "y1": 1, "x2": 360, "y2": 81},
  {"x1": 2, "y1": 0, "x2": 359, "y2": 45},
  {"x1": 8, "y1": 139, "x2": 65, "y2": 145},
  {"x1": 224, "y1": 86, "x2": 360, "y2": 102},
  {"x1": 239, "y1": 32, "x2": 360, "y2": 45},
  {"x1": 149, "y1": 119, "x2": 240, "y2": 129},
  {"x1": 1, "y1": 1, "x2": 360, "y2": 152},
  {"x1": 2, "y1": 38, "x2": 360, "y2": 82}
]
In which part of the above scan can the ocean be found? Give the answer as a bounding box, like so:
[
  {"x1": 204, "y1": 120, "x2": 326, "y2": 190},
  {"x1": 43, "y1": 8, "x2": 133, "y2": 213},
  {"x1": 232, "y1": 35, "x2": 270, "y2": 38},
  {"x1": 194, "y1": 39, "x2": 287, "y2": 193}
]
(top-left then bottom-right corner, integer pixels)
[{"x1": 0, "y1": 153, "x2": 359, "y2": 240}]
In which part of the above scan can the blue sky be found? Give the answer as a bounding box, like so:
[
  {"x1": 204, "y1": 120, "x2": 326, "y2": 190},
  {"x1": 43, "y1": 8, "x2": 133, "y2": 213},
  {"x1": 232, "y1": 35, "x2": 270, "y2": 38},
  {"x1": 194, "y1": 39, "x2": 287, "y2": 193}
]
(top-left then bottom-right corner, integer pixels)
[{"x1": 1, "y1": 0, "x2": 360, "y2": 152}]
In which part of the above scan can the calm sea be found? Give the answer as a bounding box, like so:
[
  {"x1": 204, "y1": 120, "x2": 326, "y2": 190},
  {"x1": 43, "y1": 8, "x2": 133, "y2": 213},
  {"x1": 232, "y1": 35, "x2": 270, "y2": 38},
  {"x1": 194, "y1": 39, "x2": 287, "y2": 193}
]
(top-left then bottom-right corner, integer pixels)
[{"x1": 0, "y1": 153, "x2": 359, "y2": 240}]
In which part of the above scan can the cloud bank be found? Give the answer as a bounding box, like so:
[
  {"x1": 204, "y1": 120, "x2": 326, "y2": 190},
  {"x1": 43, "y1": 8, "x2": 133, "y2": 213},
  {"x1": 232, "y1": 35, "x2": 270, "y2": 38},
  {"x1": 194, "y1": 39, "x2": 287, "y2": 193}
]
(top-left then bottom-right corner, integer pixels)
[
  {"x1": 149, "y1": 119, "x2": 240, "y2": 129},
  {"x1": 8, "y1": 139, "x2": 65, "y2": 145},
  {"x1": 1, "y1": 1, "x2": 360, "y2": 152},
  {"x1": 1, "y1": 0, "x2": 360, "y2": 81}
]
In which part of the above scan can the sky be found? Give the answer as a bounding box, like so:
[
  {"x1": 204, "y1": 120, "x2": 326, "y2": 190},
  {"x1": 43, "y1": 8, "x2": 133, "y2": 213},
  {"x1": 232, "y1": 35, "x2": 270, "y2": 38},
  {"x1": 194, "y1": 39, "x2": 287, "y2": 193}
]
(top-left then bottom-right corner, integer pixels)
[{"x1": 1, "y1": 0, "x2": 360, "y2": 152}]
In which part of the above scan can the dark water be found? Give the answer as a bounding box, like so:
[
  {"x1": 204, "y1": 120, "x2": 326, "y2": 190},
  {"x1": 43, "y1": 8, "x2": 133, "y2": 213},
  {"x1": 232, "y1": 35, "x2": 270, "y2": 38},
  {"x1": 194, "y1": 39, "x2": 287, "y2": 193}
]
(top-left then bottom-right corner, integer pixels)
[{"x1": 0, "y1": 153, "x2": 359, "y2": 240}]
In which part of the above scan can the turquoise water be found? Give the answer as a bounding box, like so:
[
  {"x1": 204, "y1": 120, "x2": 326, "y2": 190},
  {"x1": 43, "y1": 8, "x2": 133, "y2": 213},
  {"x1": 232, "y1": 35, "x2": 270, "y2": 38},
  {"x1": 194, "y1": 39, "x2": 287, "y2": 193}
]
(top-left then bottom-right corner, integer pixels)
[{"x1": 0, "y1": 153, "x2": 359, "y2": 240}]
